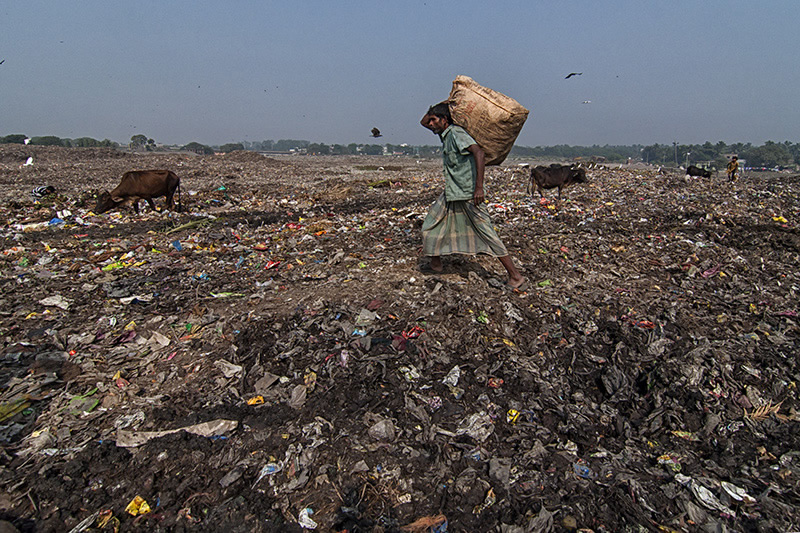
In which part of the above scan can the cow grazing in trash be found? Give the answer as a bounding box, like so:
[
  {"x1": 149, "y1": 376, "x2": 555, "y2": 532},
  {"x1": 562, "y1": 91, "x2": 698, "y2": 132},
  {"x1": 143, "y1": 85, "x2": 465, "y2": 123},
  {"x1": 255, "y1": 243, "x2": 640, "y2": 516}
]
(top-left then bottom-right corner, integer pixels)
[
  {"x1": 529, "y1": 164, "x2": 587, "y2": 202},
  {"x1": 685, "y1": 165, "x2": 712, "y2": 178},
  {"x1": 94, "y1": 170, "x2": 181, "y2": 214}
]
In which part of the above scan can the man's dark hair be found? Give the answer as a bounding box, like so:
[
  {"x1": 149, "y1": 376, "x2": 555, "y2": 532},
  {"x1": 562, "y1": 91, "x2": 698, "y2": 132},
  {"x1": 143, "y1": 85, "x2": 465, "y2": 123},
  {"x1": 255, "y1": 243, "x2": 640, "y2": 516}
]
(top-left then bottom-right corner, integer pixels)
[{"x1": 427, "y1": 103, "x2": 452, "y2": 124}]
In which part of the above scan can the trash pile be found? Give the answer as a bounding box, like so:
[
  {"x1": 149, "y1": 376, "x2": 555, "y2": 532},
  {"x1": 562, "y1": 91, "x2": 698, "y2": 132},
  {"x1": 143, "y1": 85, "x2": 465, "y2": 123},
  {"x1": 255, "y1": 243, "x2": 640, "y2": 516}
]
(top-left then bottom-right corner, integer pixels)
[{"x1": 1, "y1": 145, "x2": 798, "y2": 532}]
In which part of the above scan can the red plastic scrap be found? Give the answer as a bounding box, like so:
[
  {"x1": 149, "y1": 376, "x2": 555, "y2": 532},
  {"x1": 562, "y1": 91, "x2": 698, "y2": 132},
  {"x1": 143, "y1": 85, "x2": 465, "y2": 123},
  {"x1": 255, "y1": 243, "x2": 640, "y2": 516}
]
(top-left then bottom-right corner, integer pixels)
[
  {"x1": 265, "y1": 260, "x2": 281, "y2": 270},
  {"x1": 487, "y1": 377, "x2": 504, "y2": 388},
  {"x1": 402, "y1": 326, "x2": 425, "y2": 339}
]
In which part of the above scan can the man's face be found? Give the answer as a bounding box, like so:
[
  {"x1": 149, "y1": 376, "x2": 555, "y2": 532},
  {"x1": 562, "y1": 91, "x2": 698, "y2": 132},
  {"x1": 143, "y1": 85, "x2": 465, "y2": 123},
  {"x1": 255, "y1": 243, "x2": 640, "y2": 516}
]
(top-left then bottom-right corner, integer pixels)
[{"x1": 421, "y1": 114, "x2": 449, "y2": 135}]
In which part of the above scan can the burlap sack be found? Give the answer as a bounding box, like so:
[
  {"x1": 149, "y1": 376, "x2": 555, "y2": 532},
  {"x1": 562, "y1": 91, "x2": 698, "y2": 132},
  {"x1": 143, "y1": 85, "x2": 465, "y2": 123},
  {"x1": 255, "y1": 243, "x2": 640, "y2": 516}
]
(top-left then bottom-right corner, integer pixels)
[{"x1": 447, "y1": 75, "x2": 529, "y2": 166}]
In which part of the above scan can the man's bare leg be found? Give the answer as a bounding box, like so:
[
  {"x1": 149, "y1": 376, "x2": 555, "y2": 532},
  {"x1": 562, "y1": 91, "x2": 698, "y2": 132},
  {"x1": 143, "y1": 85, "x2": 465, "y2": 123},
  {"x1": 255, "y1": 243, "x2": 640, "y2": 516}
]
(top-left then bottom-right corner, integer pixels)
[{"x1": 499, "y1": 255, "x2": 524, "y2": 287}]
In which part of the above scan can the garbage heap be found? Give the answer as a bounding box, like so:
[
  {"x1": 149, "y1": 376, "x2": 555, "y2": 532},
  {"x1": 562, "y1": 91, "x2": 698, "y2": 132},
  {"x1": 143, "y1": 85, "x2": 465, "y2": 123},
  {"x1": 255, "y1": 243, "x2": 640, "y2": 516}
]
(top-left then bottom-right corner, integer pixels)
[{"x1": 0, "y1": 145, "x2": 798, "y2": 532}]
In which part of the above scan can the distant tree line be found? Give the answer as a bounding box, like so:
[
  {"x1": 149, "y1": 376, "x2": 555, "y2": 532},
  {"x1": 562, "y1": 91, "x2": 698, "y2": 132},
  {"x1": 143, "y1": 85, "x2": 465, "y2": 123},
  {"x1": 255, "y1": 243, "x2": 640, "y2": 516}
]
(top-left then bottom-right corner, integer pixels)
[
  {"x1": 3, "y1": 132, "x2": 799, "y2": 169},
  {"x1": 639, "y1": 141, "x2": 800, "y2": 170},
  {"x1": 511, "y1": 141, "x2": 800, "y2": 169},
  {"x1": 243, "y1": 140, "x2": 395, "y2": 156},
  {"x1": 510, "y1": 144, "x2": 645, "y2": 162},
  {"x1": 0, "y1": 133, "x2": 118, "y2": 148}
]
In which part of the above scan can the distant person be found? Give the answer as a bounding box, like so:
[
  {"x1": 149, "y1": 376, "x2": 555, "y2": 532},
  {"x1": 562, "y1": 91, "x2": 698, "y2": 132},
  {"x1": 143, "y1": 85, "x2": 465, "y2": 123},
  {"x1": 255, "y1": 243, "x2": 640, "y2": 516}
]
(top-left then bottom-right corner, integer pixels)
[
  {"x1": 418, "y1": 103, "x2": 526, "y2": 289},
  {"x1": 727, "y1": 156, "x2": 739, "y2": 181}
]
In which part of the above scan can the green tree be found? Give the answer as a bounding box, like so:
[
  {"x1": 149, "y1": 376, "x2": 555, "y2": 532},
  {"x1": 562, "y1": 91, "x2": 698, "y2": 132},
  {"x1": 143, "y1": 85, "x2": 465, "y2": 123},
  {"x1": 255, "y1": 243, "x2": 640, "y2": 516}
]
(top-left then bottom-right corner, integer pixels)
[
  {"x1": 130, "y1": 134, "x2": 148, "y2": 151},
  {"x1": 71, "y1": 137, "x2": 109, "y2": 147},
  {"x1": 219, "y1": 143, "x2": 245, "y2": 153},
  {"x1": 307, "y1": 143, "x2": 330, "y2": 155},
  {"x1": 744, "y1": 141, "x2": 792, "y2": 168},
  {"x1": 0, "y1": 134, "x2": 28, "y2": 144},
  {"x1": 182, "y1": 142, "x2": 214, "y2": 155},
  {"x1": 274, "y1": 139, "x2": 309, "y2": 151},
  {"x1": 30, "y1": 136, "x2": 66, "y2": 146},
  {"x1": 786, "y1": 142, "x2": 800, "y2": 165},
  {"x1": 362, "y1": 144, "x2": 383, "y2": 155}
]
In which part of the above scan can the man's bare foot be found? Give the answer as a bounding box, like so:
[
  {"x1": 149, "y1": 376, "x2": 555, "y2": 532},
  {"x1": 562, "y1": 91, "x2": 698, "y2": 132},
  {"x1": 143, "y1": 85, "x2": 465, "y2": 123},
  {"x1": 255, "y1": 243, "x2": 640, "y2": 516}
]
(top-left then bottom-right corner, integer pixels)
[{"x1": 507, "y1": 276, "x2": 527, "y2": 290}]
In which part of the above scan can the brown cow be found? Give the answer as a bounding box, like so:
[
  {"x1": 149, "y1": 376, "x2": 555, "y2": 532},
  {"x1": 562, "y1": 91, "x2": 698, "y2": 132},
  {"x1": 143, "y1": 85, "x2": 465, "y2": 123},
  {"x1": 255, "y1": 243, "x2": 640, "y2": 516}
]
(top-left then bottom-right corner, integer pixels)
[
  {"x1": 94, "y1": 170, "x2": 181, "y2": 214},
  {"x1": 529, "y1": 164, "x2": 587, "y2": 202}
]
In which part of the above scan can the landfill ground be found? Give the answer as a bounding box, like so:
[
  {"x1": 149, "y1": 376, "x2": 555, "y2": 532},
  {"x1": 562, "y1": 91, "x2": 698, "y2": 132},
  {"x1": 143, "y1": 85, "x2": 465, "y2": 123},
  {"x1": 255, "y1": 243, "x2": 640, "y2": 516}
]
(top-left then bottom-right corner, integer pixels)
[{"x1": 0, "y1": 145, "x2": 799, "y2": 533}]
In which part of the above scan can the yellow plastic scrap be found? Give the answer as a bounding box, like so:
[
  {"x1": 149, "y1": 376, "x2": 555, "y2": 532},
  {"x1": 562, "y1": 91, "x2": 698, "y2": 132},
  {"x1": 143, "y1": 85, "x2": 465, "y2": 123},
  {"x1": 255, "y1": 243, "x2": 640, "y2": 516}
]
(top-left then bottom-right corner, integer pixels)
[
  {"x1": 101, "y1": 261, "x2": 125, "y2": 271},
  {"x1": 247, "y1": 395, "x2": 264, "y2": 405},
  {"x1": 671, "y1": 430, "x2": 698, "y2": 441},
  {"x1": 506, "y1": 409, "x2": 520, "y2": 424},
  {"x1": 304, "y1": 371, "x2": 317, "y2": 392},
  {"x1": 125, "y1": 496, "x2": 151, "y2": 516},
  {"x1": 773, "y1": 216, "x2": 788, "y2": 223},
  {"x1": 124, "y1": 320, "x2": 136, "y2": 331}
]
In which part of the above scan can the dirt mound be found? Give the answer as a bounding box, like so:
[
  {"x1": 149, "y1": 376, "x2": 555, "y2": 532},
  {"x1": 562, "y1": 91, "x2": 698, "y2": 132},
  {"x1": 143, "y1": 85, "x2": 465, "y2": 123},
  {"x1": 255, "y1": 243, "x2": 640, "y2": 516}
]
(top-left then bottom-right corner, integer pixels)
[
  {"x1": 0, "y1": 145, "x2": 135, "y2": 165},
  {"x1": 221, "y1": 150, "x2": 284, "y2": 166}
]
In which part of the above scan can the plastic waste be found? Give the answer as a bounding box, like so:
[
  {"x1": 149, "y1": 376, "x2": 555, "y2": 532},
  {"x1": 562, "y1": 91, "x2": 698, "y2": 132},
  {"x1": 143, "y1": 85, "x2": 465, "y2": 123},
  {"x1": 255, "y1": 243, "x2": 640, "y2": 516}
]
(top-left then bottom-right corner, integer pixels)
[
  {"x1": 125, "y1": 496, "x2": 151, "y2": 516},
  {"x1": 572, "y1": 460, "x2": 596, "y2": 480},
  {"x1": 298, "y1": 508, "x2": 317, "y2": 529},
  {"x1": 252, "y1": 463, "x2": 282, "y2": 488},
  {"x1": 442, "y1": 365, "x2": 460, "y2": 387}
]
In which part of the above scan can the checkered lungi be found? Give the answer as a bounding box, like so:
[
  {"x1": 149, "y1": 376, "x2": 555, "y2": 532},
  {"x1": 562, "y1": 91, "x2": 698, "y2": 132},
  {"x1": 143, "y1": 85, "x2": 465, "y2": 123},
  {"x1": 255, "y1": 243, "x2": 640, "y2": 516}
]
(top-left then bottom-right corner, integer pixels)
[{"x1": 422, "y1": 193, "x2": 508, "y2": 257}]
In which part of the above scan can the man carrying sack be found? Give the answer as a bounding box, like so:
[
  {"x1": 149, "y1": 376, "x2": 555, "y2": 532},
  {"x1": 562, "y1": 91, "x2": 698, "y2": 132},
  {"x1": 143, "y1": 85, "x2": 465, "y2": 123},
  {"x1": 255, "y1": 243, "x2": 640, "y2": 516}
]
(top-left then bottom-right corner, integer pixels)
[{"x1": 419, "y1": 102, "x2": 526, "y2": 290}]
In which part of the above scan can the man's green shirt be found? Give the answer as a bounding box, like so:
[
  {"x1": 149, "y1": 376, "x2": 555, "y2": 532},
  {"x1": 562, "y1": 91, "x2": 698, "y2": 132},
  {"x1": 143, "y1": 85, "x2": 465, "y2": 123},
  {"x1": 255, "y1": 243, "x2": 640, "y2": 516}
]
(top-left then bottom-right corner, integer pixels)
[{"x1": 439, "y1": 125, "x2": 477, "y2": 201}]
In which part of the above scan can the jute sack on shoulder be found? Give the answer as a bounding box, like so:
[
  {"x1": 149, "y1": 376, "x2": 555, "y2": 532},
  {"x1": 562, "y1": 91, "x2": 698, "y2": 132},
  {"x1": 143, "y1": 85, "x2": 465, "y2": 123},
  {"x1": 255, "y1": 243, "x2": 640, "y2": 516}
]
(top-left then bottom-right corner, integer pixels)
[{"x1": 447, "y1": 75, "x2": 529, "y2": 166}]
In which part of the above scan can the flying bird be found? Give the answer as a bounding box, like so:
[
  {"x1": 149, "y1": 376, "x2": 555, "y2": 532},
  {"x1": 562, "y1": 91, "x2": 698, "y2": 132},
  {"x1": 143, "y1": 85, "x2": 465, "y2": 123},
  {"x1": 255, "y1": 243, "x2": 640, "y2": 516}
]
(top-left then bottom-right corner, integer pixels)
[
  {"x1": 371, "y1": 128, "x2": 382, "y2": 138},
  {"x1": 0, "y1": 59, "x2": 5, "y2": 65},
  {"x1": 565, "y1": 72, "x2": 582, "y2": 79},
  {"x1": 582, "y1": 100, "x2": 591, "y2": 104}
]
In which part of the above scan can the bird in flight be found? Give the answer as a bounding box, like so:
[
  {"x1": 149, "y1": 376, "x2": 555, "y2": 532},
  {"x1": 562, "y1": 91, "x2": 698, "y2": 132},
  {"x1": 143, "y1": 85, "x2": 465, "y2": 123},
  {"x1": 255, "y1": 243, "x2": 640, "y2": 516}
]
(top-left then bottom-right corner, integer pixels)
[
  {"x1": 371, "y1": 128, "x2": 382, "y2": 138},
  {"x1": 582, "y1": 100, "x2": 591, "y2": 104},
  {"x1": 565, "y1": 72, "x2": 582, "y2": 79}
]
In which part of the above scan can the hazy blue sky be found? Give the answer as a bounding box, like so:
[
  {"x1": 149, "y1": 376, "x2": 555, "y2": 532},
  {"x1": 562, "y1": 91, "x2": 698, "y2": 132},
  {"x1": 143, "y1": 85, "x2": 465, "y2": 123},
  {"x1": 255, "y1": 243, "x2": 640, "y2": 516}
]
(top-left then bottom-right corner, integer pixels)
[{"x1": 2, "y1": 1, "x2": 798, "y2": 147}]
